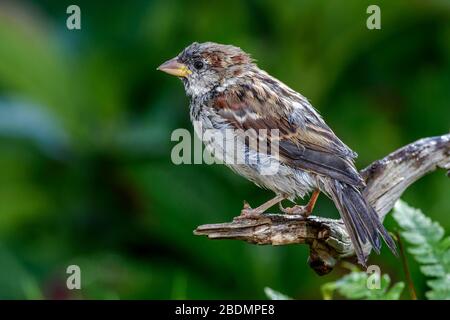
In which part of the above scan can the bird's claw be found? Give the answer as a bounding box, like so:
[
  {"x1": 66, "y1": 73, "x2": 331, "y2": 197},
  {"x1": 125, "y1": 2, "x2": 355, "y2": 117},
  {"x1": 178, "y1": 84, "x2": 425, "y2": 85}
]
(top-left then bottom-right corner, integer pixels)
[{"x1": 279, "y1": 203, "x2": 310, "y2": 217}]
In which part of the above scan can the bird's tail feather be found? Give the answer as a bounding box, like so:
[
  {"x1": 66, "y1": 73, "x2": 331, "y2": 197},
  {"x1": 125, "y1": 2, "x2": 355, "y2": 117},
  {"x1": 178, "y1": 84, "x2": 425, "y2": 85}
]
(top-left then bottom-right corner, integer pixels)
[{"x1": 327, "y1": 180, "x2": 397, "y2": 266}]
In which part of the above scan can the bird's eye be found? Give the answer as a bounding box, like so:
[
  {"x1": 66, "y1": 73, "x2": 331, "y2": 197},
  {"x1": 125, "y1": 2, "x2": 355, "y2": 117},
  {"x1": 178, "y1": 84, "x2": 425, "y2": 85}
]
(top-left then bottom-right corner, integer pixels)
[{"x1": 193, "y1": 60, "x2": 204, "y2": 70}]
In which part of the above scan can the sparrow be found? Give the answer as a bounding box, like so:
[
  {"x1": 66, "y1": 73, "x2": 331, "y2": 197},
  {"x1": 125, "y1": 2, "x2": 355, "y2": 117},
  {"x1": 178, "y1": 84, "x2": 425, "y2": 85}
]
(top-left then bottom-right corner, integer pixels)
[{"x1": 158, "y1": 42, "x2": 397, "y2": 265}]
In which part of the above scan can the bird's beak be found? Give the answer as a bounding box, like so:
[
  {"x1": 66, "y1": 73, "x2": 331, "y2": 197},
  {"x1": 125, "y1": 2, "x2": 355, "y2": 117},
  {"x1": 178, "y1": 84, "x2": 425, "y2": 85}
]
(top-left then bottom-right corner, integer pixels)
[{"x1": 157, "y1": 58, "x2": 191, "y2": 77}]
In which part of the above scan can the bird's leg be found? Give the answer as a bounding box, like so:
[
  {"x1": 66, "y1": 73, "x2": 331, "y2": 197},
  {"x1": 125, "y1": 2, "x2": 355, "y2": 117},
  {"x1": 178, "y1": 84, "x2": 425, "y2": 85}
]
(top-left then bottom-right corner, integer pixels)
[
  {"x1": 279, "y1": 190, "x2": 320, "y2": 217},
  {"x1": 238, "y1": 194, "x2": 285, "y2": 219}
]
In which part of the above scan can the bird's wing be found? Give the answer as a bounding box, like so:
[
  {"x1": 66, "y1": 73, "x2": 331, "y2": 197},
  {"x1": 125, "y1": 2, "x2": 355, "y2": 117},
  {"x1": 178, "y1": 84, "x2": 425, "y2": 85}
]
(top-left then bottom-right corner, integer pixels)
[{"x1": 209, "y1": 84, "x2": 364, "y2": 187}]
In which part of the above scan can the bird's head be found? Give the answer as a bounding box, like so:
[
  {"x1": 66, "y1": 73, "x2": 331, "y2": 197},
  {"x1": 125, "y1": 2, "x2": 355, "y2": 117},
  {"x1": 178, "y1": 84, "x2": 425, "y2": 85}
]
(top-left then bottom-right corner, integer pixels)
[{"x1": 158, "y1": 42, "x2": 254, "y2": 98}]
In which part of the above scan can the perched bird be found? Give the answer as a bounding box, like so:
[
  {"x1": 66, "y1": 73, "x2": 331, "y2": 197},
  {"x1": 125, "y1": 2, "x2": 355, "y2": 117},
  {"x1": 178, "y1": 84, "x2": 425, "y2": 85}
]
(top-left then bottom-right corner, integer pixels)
[{"x1": 158, "y1": 42, "x2": 397, "y2": 265}]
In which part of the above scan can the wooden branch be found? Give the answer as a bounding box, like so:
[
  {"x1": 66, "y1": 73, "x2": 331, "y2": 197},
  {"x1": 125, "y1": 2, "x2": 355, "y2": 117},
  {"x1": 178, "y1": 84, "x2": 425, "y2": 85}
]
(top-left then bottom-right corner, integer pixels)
[{"x1": 194, "y1": 134, "x2": 450, "y2": 275}]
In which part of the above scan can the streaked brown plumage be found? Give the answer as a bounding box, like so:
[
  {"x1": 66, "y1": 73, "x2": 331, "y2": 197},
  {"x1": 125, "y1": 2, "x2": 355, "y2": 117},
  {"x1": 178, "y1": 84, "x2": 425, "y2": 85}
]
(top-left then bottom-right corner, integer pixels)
[{"x1": 158, "y1": 42, "x2": 397, "y2": 265}]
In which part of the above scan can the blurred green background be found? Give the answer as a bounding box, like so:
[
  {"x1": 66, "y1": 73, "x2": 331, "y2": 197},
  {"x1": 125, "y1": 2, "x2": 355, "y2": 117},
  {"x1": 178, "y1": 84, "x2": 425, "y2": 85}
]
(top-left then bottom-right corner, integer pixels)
[{"x1": 0, "y1": 0, "x2": 448, "y2": 299}]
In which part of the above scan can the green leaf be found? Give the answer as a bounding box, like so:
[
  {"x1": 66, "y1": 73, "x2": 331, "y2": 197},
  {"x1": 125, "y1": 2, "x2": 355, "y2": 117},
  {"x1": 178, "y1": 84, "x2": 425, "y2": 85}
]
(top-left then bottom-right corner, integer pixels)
[
  {"x1": 420, "y1": 265, "x2": 445, "y2": 278},
  {"x1": 264, "y1": 287, "x2": 292, "y2": 300},
  {"x1": 321, "y1": 269, "x2": 404, "y2": 300},
  {"x1": 392, "y1": 200, "x2": 450, "y2": 299},
  {"x1": 385, "y1": 282, "x2": 406, "y2": 300}
]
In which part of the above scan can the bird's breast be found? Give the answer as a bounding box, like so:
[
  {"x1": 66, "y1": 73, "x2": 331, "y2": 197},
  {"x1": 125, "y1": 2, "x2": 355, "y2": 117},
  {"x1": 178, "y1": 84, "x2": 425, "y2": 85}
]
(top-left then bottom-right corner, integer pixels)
[{"x1": 188, "y1": 103, "x2": 316, "y2": 198}]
